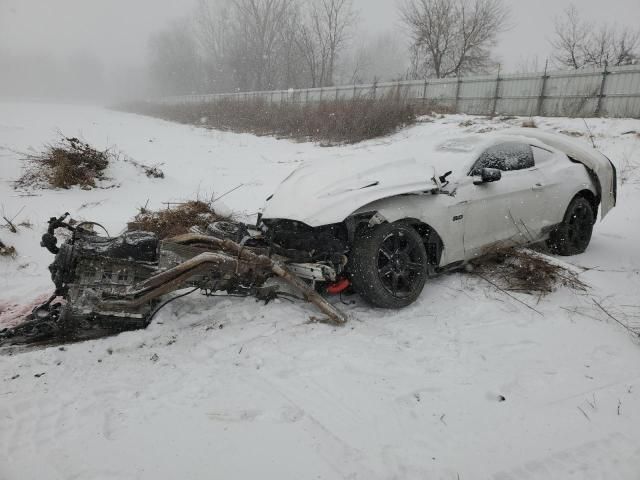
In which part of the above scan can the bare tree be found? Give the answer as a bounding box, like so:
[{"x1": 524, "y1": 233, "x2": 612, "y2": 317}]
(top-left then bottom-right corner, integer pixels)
[
  {"x1": 321, "y1": 0, "x2": 357, "y2": 86},
  {"x1": 400, "y1": 0, "x2": 509, "y2": 79},
  {"x1": 277, "y1": 5, "x2": 308, "y2": 88},
  {"x1": 148, "y1": 19, "x2": 205, "y2": 96},
  {"x1": 227, "y1": 0, "x2": 297, "y2": 91},
  {"x1": 149, "y1": 0, "x2": 355, "y2": 93},
  {"x1": 550, "y1": 5, "x2": 589, "y2": 69},
  {"x1": 295, "y1": 21, "x2": 323, "y2": 87},
  {"x1": 194, "y1": 0, "x2": 235, "y2": 92},
  {"x1": 551, "y1": 5, "x2": 639, "y2": 69},
  {"x1": 342, "y1": 31, "x2": 408, "y2": 84},
  {"x1": 295, "y1": 0, "x2": 357, "y2": 87}
]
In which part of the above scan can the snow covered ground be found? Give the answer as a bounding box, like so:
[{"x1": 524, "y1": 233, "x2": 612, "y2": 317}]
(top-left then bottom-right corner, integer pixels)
[{"x1": 1, "y1": 102, "x2": 640, "y2": 479}]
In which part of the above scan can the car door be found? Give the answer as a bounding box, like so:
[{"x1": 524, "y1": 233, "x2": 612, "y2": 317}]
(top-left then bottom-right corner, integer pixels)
[{"x1": 459, "y1": 142, "x2": 548, "y2": 260}]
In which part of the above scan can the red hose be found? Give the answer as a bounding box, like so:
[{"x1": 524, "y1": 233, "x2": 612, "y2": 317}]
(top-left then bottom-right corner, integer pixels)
[{"x1": 326, "y1": 278, "x2": 351, "y2": 295}]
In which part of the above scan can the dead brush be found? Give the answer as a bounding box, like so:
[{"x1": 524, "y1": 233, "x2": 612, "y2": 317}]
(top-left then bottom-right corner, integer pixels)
[
  {"x1": 16, "y1": 136, "x2": 111, "y2": 190},
  {"x1": 120, "y1": 93, "x2": 417, "y2": 145},
  {"x1": 0, "y1": 240, "x2": 17, "y2": 258},
  {"x1": 127, "y1": 201, "x2": 229, "y2": 239},
  {"x1": 470, "y1": 246, "x2": 587, "y2": 295}
]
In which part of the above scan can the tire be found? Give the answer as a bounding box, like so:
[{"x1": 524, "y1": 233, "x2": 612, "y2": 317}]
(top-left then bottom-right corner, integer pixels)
[
  {"x1": 349, "y1": 222, "x2": 428, "y2": 309},
  {"x1": 207, "y1": 221, "x2": 249, "y2": 244},
  {"x1": 547, "y1": 196, "x2": 595, "y2": 256}
]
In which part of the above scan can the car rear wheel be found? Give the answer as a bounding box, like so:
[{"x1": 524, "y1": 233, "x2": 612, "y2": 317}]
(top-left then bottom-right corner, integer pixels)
[
  {"x1": 547, "y1": 196, "x2": 595, "y2": 256},
  {"x1": 350, "y1": 222, "x2": 428, "y2": 309}
]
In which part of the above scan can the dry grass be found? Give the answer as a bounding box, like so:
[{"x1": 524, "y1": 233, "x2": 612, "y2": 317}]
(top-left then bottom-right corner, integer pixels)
[
  {"x1": 414, "y1": 102, "x2": 455, "y2": 117},
  {"x1": 123, "y1": 156, "x2": 165, "y2": 179},
  {"x1": 521, "y1": 119, "x2": 537, "y2": 128},
  {"x1": 471, "y1": 246, "x2": 587, "y2": 295},
  {"x1": 0, "y1": 240, "x2": 16, "y2": 258},
  {"x1": 559, "y1": 129, "x2": 584, "y2": 138},
  {"x1": 16, "y1": 136, "x2": 111, "y2": 190},
  {"x1": 127, "y1": 201, "x2": 229, "y2": 239},
  {"x1": 121, "y1": 94, "x2": 417, "y2": 144}
]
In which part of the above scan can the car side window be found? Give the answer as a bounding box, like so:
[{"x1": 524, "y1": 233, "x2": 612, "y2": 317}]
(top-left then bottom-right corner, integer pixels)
[
  {"x1": 531, "y1": 145, "x2": 554, "y2": 163},
  {"x1": 470, "y1": 142, "x2": 535, "y2": 175}
]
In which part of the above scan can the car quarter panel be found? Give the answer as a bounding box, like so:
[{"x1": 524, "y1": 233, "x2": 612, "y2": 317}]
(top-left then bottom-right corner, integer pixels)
[
  {"x1": 535, "y1": 150, "x2": 599, "y2": 229},
  {"x1": 501, "y1": 129, "x2": 616, "y2": 218}
]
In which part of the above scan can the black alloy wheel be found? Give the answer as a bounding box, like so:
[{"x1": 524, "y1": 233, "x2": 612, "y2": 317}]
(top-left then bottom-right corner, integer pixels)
[
  {"x1": 547, "y1": 196, "x2": 595, "y2": 256},
  {"x1": 350, "y1": 222, "x2": 428, "y2": 308}
]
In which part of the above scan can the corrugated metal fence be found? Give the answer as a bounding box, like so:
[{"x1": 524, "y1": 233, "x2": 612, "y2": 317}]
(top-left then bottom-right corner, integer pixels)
[{"x1": 156, "y1": 64, "x2": 640, "y2": 118}]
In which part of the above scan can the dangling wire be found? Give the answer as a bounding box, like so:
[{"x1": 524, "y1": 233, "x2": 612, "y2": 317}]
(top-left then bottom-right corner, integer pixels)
[
  {"x1": 75, "y1": 221, "x2": 111, "y2": 238},
  {"x1": 147, "y1": 287, "x2": 199, "y2": 324}
]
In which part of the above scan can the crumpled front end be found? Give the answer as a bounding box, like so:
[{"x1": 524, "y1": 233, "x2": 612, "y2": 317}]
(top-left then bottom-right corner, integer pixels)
[{"x1": 262, "y1": 156, "x2": 440, "y2": 227}]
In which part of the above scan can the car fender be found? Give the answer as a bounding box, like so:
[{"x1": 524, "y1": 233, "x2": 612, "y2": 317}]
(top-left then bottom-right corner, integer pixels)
[{"x1": 351, "y1": 193, "x2": 465, "y2": 266}]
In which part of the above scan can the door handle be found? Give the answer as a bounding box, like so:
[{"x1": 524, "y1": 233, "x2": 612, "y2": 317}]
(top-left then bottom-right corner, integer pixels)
[{"x1": 532, "y1": 183, "x2": 544, "y2": 191}]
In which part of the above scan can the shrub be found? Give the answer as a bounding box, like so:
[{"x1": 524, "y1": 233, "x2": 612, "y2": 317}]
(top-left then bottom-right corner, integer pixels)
[
  {"x1": 0, "y1": 240, "x2": 16, "y2": 258},
  {"x1": 127, "y1": 201, "x2": 229, "y2": 239},
  {"x1": 16, "y1": 136, "x2": 111, "y2": 190},
  {"x1": 121, "y1": 94, "x2": 417, "y2": 144},
  {"x1": 471, "y1": 245, "x2": 587, "y2": 295}
]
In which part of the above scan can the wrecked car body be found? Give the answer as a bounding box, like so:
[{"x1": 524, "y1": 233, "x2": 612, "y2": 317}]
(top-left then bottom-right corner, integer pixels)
[{"x1": 262, "y1": 129, "x2": 617, "y2": 307}]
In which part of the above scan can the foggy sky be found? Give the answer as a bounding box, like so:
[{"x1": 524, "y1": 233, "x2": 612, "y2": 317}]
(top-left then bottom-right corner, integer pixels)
[{"x1": 1, "y1": 0, "x2": 639, "y2": 95}]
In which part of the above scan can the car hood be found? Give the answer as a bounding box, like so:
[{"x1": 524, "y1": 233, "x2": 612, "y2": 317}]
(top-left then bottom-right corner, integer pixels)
[
  {"x1": 261, "y1": 135, "x2": 495, "y2": 227},
  {"x1": 261, "y1": 155, "x2": 441, "y2": 227}
]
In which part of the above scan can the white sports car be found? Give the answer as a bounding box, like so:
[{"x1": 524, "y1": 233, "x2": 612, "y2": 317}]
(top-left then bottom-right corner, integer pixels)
[{"x1": 260, "y1": 129, "x2": 617, "y2": 308}]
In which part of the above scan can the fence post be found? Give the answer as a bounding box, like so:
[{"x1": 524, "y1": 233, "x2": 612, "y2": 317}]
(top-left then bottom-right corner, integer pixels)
[
  {"x1": 537, "y1": 60, "x2": 549, "y2": 117},
  {"x1": 492, "y1": 65, "x2": 501, "y2": 116},
  {"x1": 595, "y1": 62, "x2": 610, "y2": 117},
  {"x1": 372, "y1": 82, "x2": 377, "y2": 99},
  {"x1": 422, "y1": 79, "x2": 428, "y2": 106},
  {"x1": 454, "y1": 77, "x2": 462, "y2": 113},
  {"x1": 320, "y1": 87, "x2": 323, "y2": 102}
]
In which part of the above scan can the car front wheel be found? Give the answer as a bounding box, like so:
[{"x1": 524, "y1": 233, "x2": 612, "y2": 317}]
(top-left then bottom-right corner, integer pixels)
[
  {"x1": 547, "y1": 196, "x2": 595, "y2": 256},
  {"x1": 349, "y1": 222, "x2": 428, "y2": 309}
]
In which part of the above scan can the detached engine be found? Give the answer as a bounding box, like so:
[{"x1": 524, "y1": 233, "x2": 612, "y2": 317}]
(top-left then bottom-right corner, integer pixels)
[{"x1": 0, "y1": 214, "x2": 347, "y2": 347}]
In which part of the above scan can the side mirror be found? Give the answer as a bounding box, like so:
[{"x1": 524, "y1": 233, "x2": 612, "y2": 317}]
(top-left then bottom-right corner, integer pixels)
[
  {"x1": 439, "y1": 171, "x2": 453, "y2": 184},
  {"x1": 474, "y1": 168, "x2": 502, "y2": 185}
]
